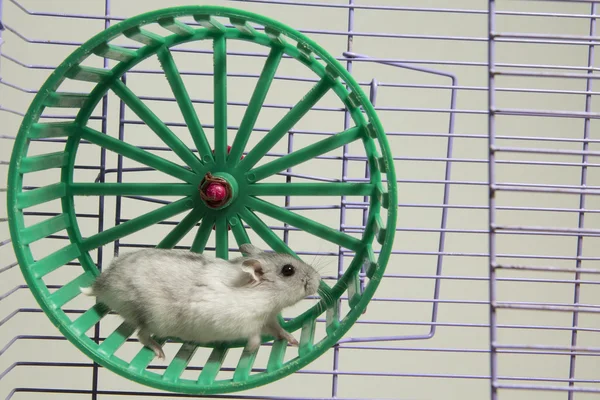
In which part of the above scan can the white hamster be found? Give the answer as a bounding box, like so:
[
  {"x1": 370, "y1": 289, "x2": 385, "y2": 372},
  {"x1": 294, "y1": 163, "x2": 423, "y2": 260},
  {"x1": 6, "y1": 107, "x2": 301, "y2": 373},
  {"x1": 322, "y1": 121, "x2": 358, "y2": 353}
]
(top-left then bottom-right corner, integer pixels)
[{"x1": 80, "y1": 243, "x2": 321, "y2": 359}]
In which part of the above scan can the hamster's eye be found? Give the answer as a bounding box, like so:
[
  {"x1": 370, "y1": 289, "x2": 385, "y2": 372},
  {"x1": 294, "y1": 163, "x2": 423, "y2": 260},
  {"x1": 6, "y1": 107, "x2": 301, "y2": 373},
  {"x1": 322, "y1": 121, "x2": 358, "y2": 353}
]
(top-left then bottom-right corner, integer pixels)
[{"x1": 281, "y1": 264, "x2": 295, "y2": 277}]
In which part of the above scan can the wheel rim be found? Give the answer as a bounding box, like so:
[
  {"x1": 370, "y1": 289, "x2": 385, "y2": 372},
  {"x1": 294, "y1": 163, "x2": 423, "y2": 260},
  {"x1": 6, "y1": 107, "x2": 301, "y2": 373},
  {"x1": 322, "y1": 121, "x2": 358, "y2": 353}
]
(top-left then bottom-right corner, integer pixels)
[{"x1": 7, "y1": 6, "x2": 397, "y2": 394}]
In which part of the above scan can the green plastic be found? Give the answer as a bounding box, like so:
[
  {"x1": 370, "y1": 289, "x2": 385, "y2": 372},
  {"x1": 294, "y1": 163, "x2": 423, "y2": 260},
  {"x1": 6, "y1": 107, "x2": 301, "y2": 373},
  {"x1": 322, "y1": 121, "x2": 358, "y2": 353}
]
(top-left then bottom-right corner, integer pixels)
[{"x1": 6, "y1": 6, "x2": 397, "y2": 394}]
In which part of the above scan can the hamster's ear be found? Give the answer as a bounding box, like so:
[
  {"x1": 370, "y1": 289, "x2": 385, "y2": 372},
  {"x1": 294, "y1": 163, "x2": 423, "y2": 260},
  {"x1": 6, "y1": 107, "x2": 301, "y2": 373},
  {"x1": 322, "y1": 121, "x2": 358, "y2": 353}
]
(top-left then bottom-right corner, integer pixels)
[
  {"x1": 240, "y1": 243, "x2": 263, "y2": 256},
  {"x1": 241, "y1": 259, "x2": 264, "y2": 286}
]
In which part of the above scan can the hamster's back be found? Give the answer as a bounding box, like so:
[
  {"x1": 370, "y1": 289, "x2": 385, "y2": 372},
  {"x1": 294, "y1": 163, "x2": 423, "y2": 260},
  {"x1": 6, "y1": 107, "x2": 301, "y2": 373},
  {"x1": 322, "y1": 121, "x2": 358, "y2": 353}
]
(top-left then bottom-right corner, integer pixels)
[{"x1": 92, "y1": 250, "x2": 224, "y2": 323}]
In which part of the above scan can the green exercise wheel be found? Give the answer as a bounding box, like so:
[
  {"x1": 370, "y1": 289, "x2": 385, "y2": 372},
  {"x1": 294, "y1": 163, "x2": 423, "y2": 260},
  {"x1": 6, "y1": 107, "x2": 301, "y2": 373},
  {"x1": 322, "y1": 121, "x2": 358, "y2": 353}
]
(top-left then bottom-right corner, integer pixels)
[{"x1": 7, "y1": 6, "x2": 397, "y2": 394}]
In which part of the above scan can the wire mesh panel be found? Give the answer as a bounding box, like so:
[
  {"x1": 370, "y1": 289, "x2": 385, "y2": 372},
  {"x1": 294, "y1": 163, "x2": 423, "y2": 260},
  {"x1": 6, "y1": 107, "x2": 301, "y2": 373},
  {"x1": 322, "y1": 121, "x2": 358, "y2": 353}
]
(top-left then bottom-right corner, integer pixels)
[
  {"x1": 489, "y1": 1, "x2": 600, "y2": 399},
  {"x1": 0, "y1": 0, "x2": 599, "y2": 399}
]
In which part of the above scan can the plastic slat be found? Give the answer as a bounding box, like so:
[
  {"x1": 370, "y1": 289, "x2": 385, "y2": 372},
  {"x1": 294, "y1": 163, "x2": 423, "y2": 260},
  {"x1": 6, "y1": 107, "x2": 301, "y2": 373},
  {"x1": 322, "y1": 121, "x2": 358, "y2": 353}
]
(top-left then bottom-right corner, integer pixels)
[
  {"x1": 98, "y1": 322, "x2": 136, "y2": 357},
  {"x1": 49, "y1": 272, "x2": 95, "y2": 309},
  {"x1": 20, "y1": 213, "x2": 71, "y2": 245},
  {"x1": 158, "y1": 17, "x2": 195, "y2": 36},
  {"x1": 124, "y1": 26, "x2": 165, "y2": 46},
  {"x1": 66, "y1": 65, "x2": 112, "y2": 83},
  {"x1": 347, "y1": 273, "x2": 362, "y2": 309},
  {"x1": 266, "y1": 339, "x2": 287, "y2": 373},
  {"x1": 298, "y1": 318, "x2": 316, "y2": 358},
  {"x1": 19, "y1": 151, "x2": 67, "y2": 173},
  {"x1": 376, "y1": 182, "x2": 389, "y2": 209},
  {"x1": 197, "y1": 346, "x2": 228, "y2": 385},
  {"x1": 71, "y1": 303, "x2": 109, "y2": 336},
  {"x1": 347, "y1": 91, "x2": 361, "y2": 109},
  {"x1": 325, "y1": 64, "x2": 340, "y2": 81},
  {"x1": 365, "y1": 247, "x2": 378, "y2": 279},
  {"x1": 325, "y1": 299, "x2": 340, "y2": 336},
  {"x1": 16, "y1": 183, "x2": 67, "y2": 209},
  {"x1": 366, "y1": 122, "x2": 378, "y2": 138},
  {"x1": 43, "y1": 92, "x2": 89, "y2": 108},
  {"x1": 374, "y1": 214, "x2": 387, "y2": 245},
  {"x1": 233, "y1": 348, "x2": 258, "y2": 382},
  {"x1": 377, "y1": 156, "x2": 388, "y2": 173},
  {"x1": 265, "y1": 26, "x2": 286, "y2": 47},
  {"x1": 230, "y1": 18, "x2": 257, "y2": 36},
  {"x1": 93, "y1": 42, "x2": 137, "y2": 62},
  {"x1": 28, "y1": 122, "x2": 76, "y2": 139},
  {"x1": 163, "y1": 343, "x2": 197, "y2": 383},
  {"x1": 30, "y1": 243, "x2": 81, "y2": 279},
  {"x1": 193, "y1": 14, "x2": 226, "y2": 32},
  {"x1": 297, "y1": 42, "x2": 315, "y2": 64}
]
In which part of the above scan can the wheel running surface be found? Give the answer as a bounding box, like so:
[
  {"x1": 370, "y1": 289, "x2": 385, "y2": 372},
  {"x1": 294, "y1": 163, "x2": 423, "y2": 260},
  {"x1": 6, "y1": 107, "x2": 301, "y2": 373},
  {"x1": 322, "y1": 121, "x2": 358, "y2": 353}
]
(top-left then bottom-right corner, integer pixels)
[{"x1": 7, "y1": 6, "x2": 397, "y2": 394}]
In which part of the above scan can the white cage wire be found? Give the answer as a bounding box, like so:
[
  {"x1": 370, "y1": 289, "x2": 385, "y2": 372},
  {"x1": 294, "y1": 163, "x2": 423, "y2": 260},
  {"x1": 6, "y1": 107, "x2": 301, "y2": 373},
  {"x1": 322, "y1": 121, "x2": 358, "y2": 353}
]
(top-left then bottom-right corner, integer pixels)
[{"x1": 1, "y1": 0, "x2": 599, "y2": 399}]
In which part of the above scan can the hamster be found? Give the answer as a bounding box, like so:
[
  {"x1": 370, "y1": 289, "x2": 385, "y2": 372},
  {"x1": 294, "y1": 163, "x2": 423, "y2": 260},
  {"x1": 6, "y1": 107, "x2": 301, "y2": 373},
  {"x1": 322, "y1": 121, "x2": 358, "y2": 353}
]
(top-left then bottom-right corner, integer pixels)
[{"x1": 80, "y1": 243, "x2": 321, "y2": 360}]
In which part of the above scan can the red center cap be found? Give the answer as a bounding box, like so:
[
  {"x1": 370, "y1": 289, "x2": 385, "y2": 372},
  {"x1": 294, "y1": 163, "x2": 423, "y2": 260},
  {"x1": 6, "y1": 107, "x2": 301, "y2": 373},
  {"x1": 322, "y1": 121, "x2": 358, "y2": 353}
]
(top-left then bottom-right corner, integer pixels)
[{"x1": 204, "y1": 182, "x2": 227, "y2": 202}]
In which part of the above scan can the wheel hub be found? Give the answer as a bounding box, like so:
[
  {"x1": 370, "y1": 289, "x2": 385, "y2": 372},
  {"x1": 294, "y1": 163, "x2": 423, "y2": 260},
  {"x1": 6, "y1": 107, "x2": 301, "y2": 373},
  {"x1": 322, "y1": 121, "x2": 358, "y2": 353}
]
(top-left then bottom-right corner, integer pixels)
[{"x1": 199, "y1": 172, "x2": 238, "y2": 209}]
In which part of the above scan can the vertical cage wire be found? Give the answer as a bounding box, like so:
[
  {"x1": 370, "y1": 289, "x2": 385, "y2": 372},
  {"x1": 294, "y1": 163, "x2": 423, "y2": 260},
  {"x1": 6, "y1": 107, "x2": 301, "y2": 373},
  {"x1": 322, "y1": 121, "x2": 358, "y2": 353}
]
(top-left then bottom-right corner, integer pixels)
[{"x1": 488, "y1": 1, "x2": 498, "y2": 399}]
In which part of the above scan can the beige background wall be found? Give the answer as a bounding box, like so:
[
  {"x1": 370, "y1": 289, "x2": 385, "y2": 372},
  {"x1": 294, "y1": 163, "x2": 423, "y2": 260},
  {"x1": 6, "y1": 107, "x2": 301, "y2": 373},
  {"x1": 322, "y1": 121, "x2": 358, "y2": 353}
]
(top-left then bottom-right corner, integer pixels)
[{"x1": 1, "y1": 0, "x2": 599, "y2": 399}]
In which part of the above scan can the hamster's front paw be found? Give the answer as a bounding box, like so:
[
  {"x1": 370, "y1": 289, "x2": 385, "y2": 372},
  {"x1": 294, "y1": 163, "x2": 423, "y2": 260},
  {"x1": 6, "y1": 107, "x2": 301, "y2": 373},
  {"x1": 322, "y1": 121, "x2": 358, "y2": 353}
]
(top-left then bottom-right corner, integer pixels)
[{"x1": 279, "y1": 331, "x2": 299, "y2": 347}]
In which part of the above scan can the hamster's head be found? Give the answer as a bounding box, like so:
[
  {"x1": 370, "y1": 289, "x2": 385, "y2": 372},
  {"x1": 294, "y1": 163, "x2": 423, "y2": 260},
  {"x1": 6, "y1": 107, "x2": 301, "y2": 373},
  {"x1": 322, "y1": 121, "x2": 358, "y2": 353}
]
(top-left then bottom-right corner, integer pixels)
[{"x1": 239, "y1": 244, "x2": 321, "y2": 309}]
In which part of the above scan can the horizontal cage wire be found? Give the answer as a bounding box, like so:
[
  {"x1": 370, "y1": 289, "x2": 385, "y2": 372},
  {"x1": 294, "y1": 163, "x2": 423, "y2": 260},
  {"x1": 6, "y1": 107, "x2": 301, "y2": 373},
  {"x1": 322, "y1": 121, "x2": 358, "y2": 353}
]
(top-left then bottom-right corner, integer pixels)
[{"x1": 0, "y1": 0, "x2": 598, "y2": 399}]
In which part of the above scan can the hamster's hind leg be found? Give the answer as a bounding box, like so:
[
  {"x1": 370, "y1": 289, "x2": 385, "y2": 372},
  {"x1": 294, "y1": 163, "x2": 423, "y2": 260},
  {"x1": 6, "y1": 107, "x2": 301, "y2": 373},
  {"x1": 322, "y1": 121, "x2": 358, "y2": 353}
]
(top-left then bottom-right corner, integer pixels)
[
  {"x1": 137, "y1": 328, "x2": 165, "y2": 360},
  {"x1": 245, "y1": 333, "x2": 262, "y2": 353}
]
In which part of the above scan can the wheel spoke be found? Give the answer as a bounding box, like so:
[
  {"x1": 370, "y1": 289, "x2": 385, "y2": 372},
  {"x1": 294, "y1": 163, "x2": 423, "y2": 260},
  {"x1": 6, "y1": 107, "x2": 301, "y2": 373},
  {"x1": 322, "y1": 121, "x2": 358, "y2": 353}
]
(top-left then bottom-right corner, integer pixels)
[
  {"x1": 215, "y1": 216, "x2": 228, "y2": 260},
  {"x1": 110, "y1": 79, "x2": 204, "y2": 173},
  {"x1": 157, "y1": 47, "x2": 213, "y2": 162},
  {"x1": 238, "y1": 207, "x2": 298, "y2": 257},
  {"x1": 157, "y1": 206, "x2": 206, "y2": 249},
  {"x1": 229, "y1": 215, "x2": 251, "y2": 249},
  {"x1": 246, "y1": 197, "x2": 363, "y2": 251},
  {"x1": 237, "y1": 77, "x2": 333, "y2": 172},
  {"x1": 70, "y1": 183, "x2": 195, "y2": 196},
  {"x1": 213, "y1": 35, "x2": 228, "y2": 166},
  {"x1": 227, "y1": 47, "x2": 284, "y2": 166},
  {"x1": 80, "y1": 197, "x2": 193, "y2": 252},
  {"x1": 248, "y1": 126, "x2": 364, "y2": 181},
  {"x1": 248, "y1": 182, "x2": 374, "y2": 197},
  {"x1": 79, "y1": 127, "x2": 197, "y2": 184},
  {"x1": 190, "y1": 214, "x2": 215, "y2": 253}
]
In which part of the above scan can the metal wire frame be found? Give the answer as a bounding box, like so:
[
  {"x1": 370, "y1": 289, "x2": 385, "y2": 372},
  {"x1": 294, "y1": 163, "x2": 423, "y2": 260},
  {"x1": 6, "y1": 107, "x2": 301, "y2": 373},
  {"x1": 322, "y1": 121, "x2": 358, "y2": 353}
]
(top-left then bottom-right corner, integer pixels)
[
  {"x1": 1, "y1": 0, "x2": 600, "y2": 399},
  {"x1": 489, "y1": 1, "x2": 600, "y2": 398}
]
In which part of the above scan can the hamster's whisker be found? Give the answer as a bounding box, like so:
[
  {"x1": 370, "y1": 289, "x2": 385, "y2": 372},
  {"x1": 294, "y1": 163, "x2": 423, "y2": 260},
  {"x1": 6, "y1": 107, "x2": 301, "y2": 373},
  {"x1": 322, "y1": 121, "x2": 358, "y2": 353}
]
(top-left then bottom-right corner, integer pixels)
[
  {"x1": 315, "y1": 259, "x2": 332, "y2": 273},
  {"x1": 317, "y1": 285, "x2": 334, "y2": 307}
]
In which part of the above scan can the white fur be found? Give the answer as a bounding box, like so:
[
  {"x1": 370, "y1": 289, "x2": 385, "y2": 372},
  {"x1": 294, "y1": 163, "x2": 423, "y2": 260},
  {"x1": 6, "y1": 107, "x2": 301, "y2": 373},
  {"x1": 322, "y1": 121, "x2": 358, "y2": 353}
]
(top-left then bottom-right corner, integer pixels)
[
  {"x1": 85, "y1": 245, "x2": 320, "y2": 357},
  {"x1": 80, "y1": 286, "x2": 94, "y2": 296}
]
